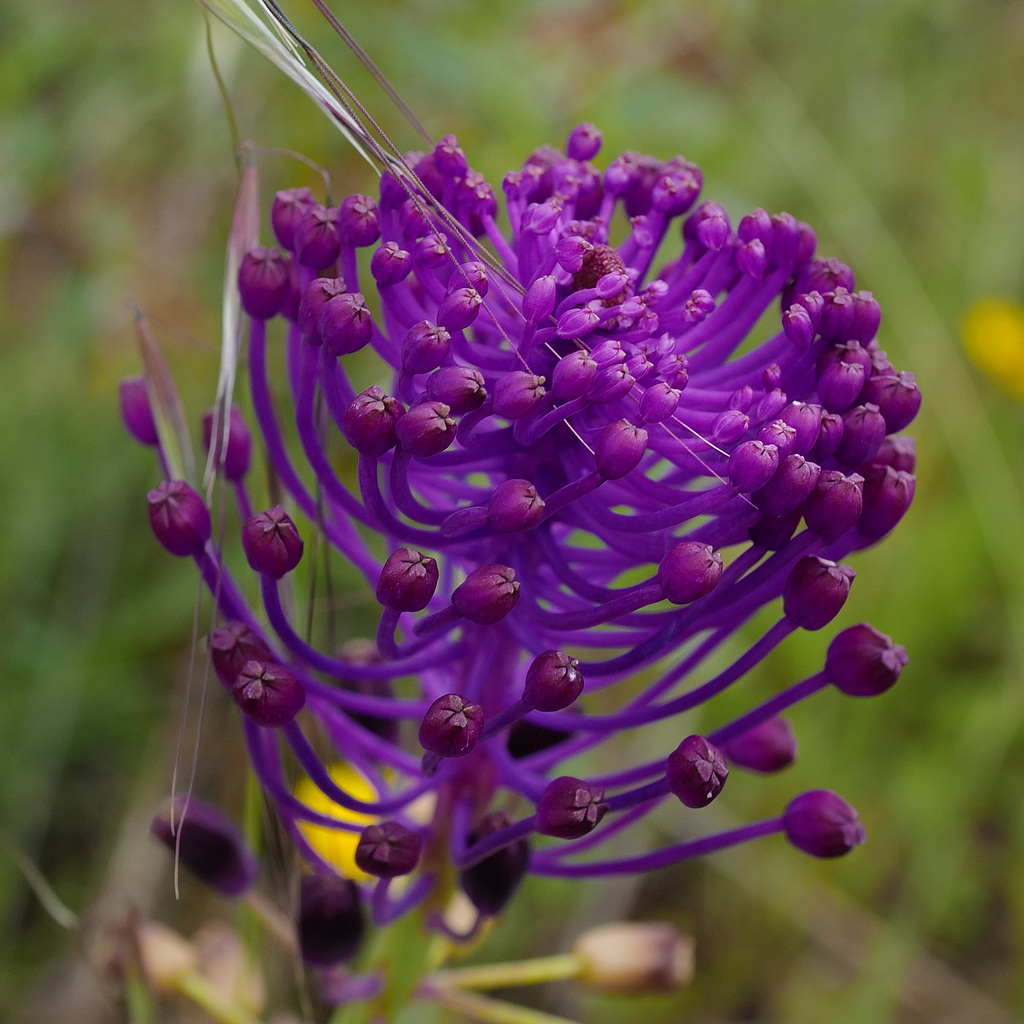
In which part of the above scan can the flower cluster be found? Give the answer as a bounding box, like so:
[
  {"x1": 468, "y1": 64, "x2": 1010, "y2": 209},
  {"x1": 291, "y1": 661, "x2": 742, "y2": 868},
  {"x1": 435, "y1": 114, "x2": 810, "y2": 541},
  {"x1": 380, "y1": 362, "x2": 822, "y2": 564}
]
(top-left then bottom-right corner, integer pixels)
[{"x1": 125, "y1": 122, "x2": 917, "y2": 963}]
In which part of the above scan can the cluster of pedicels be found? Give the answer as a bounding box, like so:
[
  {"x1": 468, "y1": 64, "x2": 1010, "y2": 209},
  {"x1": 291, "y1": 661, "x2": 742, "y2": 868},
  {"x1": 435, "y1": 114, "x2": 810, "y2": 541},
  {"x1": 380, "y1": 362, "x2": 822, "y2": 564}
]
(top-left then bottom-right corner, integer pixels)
[{"x1": 125, "y1": 121, "x2": 917, "y2": 971}]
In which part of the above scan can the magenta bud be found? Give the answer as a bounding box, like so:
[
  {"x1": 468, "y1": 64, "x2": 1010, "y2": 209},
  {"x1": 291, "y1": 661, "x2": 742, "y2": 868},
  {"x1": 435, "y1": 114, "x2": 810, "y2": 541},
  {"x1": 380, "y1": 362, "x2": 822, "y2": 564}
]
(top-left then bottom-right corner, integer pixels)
[
  {"x1": 566, "y1": 122, "x2": 602, "y2": 161},
  {"x1": 425, "y1": 365, "x2": 486, "y2": 413},
  {"x1": 808, "y1": 410, "x2": 844, "y2": 462},
  {"x1": 590, "y1": 363, "x2": 635, "y2": 403},
  {"x1": 729, "y1": 439, "x2": 780, "y2": 492},
  {"x1": 752, "y1": 454, "x2": 820, "y2": 518},
  {"x1": 298, "y1": 874, "x2": 366, "y2": 967},
  {"x1": 803, "y1": 470, "x2": 863, "y2": 540},
  {"x1": 460, "y1": 811, "x2": 529, "y2": 916},
  {"x1": 370, "y1": 240, "x2": 412, "y2": 286},
  {"x1": 524, "y1": 275, "x2": 557, "y2": 323},
  {"x1": 232, "y1": 660, "x2": 306, "y2": 727},
  {"x1": 557, "y1": 306, "x2": 601, "y2": 340},
  {"x1": 119, "y1": 376, "x2": 159, "y2": 446},
  {"x1": 817, "y1": 359, "x2": 867, "y2": 414},
  {"x1": 552, "y1": 349, "x2": 598, "y2": 400},
  {"x1": 343, "y1": 386, "x2": 405, "y2": 457},
  {"x1": 685, "y1": 201, "x2": 731, "y2": 251},
  {"x1": 294, "y1": 204, "x2": 341, "y2": 268},
  {"x1": 437, "y1": 287, "x2": 483, "y2": 332},
  {"x1": 523, "y1": 650, "x2": 584, "y2": 712},
  {"x1": 488, "y1": 479, "x2": 546, "y2": 532},
  {"x1": 849, "y1": 290, "x2": 882, "y2": 342},
  {"x1": 835, "y1": 403, "x2": 886, "y2": 467},
  {"x1": 735, "y1": 239, "x2": 766, "y2": 278},
  {"x1": 820, "y1": 287, "x2": 855, "y2": 339},
  {"x1": 394, "y1": 400, "x2": 456, "y2": 457},
  {"x1": 861, "y1": 371, "x2": 921, "y2": 433},
  {"x1": 270, "y1": 187, "x2": 315, "y2": 251},
  {"x1": 414, "y1": 232, "x2": 449, "y2": 268},
  {"x1": 595, "y1": 419, "x2": 648, "y2": 479},
  {"x1": 202, "y1": 404, "x2": 252, "y2": 481},
  {"x1": 147, "y1": 481, "x2": 211, "y2": 557},
  {"x1": 337, "y1": 193, "x2": 380, "y2": 247},
  {"x1": 826, "y1": 623, "x2": 908, "y2": 697},
  {"x1": 756, "y1": 420, "x2": 797, "y2": 461},
  {"x1": 638, "y1": 382, "x2": 681, "y2": 423},
  {"x1": 210, "y1": 621, "x2": 274, "y2": 689},
  {"x1": 401, "y1": 320, "x2": 451, "y2": 374},
  {"x1": 783, "y1": 790, "x2": 865, "y2": 858},
  {"x1": 666, "y1": 735, "x2": 728, "y2": 808},
  {"x1": 870, "y1": 435, "x2": 917, "y2": 474},
  {"x1": 355, "y1": 821, "x2": 423, "y2": 878},
  {"x1": 376, "y1": 548, "x2": 438, "y2": 612},
  {"x1": 319, "y1": 292, "x2": 373, "y2": 356},
  {"x1": 238, "y1": 247, "x2": 291, "y2": 319},
  {"x1": 242, "y1": 506, "x2": 304, "y2": 580},
  {"x1": 493, "y1": 372, "x2": 546, "y2": 419},
  {"x1": 779, "y1": 402, "x2": 822, "y2": 454},
  {"x1": 452, "y1": 564, "x2": 520, "y2": 625},
  {"x1": 298, "y1": 276, "x2": 347, "y2": 343},
  {"x1": 419, "y1": 693, "x2": 484, "y2": 758},
  {"x1": 722, "y1": 717, "x2": 797, "y2": 774},
  {"x1": 738, "y1": 207, "x2": 772, "y2": 244},
  {"x1": 711, "y1": 409, "x2": 749, "y2": 445},
  {"x1": 536, "y1": 777, "x2": 608, "y2": 839},
  {"x1": 783, "y1": 557, "x2": 856, "y2": 630},
  {"x1": 658, "y1": 541, "x2": 723, "y2": 605}
]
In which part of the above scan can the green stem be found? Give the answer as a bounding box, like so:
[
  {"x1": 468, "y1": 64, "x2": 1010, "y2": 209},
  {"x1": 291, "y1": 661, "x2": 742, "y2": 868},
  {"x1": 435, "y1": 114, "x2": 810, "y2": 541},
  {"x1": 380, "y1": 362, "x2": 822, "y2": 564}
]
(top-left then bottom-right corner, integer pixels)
[
  {"x1": 433, "y1": 954, "x2": 583, "y2": 991},
  {"x1": 173, "y1": 970, "x2": 265, "y2": 1024},
  {"x1": 420, "y1": 984, "x2": 583, "y2": 1024}
]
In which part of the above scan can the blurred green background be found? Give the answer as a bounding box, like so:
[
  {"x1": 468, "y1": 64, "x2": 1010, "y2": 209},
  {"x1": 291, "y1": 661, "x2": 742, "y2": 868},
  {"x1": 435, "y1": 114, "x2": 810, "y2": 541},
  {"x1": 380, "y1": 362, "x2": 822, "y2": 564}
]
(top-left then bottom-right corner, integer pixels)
[{"x1": 3, "y1": 0, "x2": 1024, "y2": 1021}]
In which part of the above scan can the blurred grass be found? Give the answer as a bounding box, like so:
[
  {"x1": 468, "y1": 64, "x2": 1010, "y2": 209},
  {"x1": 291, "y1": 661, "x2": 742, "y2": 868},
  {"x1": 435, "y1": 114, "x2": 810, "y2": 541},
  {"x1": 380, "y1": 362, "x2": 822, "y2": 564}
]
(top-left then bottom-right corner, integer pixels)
[{"x1": 3, "y1": 0, "x2": 1024, "y2": 1021}]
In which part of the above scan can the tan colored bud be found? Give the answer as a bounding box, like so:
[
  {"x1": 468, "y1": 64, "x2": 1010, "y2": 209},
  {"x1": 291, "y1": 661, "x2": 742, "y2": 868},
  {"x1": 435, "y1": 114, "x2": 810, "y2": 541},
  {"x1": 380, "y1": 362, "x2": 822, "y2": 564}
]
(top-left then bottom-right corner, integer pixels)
[
  {"x1": 572, "y1": 922, "x2": 695, "y2": 994},
  {"x1": 194, "y1": 921, "x2": 266, "y2": 1014},
  {"x1": 135, "y1": 920, "x2": 199, "y2": 993}
]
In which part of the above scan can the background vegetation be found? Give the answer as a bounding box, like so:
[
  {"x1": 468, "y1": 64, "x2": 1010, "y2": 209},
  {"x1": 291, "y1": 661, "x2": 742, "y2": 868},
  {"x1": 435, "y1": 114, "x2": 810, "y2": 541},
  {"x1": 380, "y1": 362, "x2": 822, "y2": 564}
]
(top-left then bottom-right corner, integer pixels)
[{"x1": 3, "y1": 0, "x2": 1024, "y2": 1020}]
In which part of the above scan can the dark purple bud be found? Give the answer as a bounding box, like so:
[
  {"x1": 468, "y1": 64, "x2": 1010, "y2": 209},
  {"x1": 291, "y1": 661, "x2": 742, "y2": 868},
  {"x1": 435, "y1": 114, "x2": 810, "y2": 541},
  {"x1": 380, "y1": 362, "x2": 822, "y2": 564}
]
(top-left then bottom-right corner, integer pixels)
[
  {"x1": 415, "y1": 232, "x2": 449, "y2": 268},
  {"x1": 870, "y1": 347, "x2": 895, "y2": 376},
  {"x1": 524, "y1": 275, "x2": 557, "y2": 323},
  {"x1": 151, "y1": 799, "x2": 258, "y2": 897},
  {"x1": 730, "y1": 439, "x2": 780, "y2": 492},
  {"x1": 343, "y1": 386, "x2": 405, "y2": 457},
  {"x1": 738, "y1": 207, "x2": 772, "y2": 245},
  {"x1": 819, "y1": 287, "x2": 855, "y2": 340},
  {"x1": 658, "y1": 541, "x2": 723, "y2": 605},
  {"x1": 202, "y1": 404, "x2": 252, "y2": 481},
  {"x1": 238, "y1": 247, "x2": 291, "y2": 319},
  {"x1": 418, "y1": 693, "x2": 484, "y2": 758},
  {"x1": 835, "y1": 403, "x2": 886, "y2": 467},
  {"x1": 431, "y1": 133, "x2": 468, "y2": 177},
  {"x1": 376, "y1": 548, "x2": 438, "y2": 611},
  {"x1": 756, "y1": 420, "x2": 796, "y2": 461},
  {"x1": 763, "y1": 363, "x2": 783, "y2": 390},
  {"x1": 800, "y1": 257, "x2": 855, "y2": 296},
  {"x1": 860, "y1": 371, "x2": 921, "y2": 433},
  {"x1": 804, "y1": 471, "x2": 863, "y2": 540},
  {"x1": 119, "y1": 376, "x2": 159, "y2": 446},
  {"x1": 488, "y1": 479, "x2": 546, "y2": 532},
  {"x1": 298, "y1": 875, "x2": 366, "y2": 967},
  {"x1": 437, "y1": 287, "x2": 483, "y2": 333},
  {"x1": 848, "y1": 290, "x2": 882, "y2": 343},
  {"x1": 817, "y1": 359, "x2": 867, "y2": 414},
  {"x1": 460, "y1": 811, "x2": 530, "y2": 916},
  {"x1": 523, "y1": 650, "x2": 584, "y2": 712},
  {"x1": 394, "y1": 400, "x2": 456, "y2": 457},
  {"x1": 735, "y1": 239, "x2": 766, "y2": 278},
  {"x1": 242, "y1": 506, "x2": 304, "y2": 580},
  {"x1": 870, "y1": 435, "x2": 917, "y2": 474},
  {"x1": 783, "y1": 790, "x2": 865, "y2": 858},
  {"x1": 493, "y1": 372, "x2": 546, "y2": 419},
  {"x1": 748, "y1": 509, "x2": 802, "y2": 550},
  {"x1": 652, "y1": 166, "x2": 701, "y2": 217},
  {"x1": 783, "y1": 557, "x2": 856, "y2": 630},
  {"x1": 722, "y1": 717, "x2": 796, "y2": 774},
  {"x1": 232, "y1": 660, "x2": 306, "y2": 727},
  {"x1": 779, "y1": 402, "x2": 822, "y2": 454},
  {"x1": 552, "y1": 349, "x2": 599, "y2": 400},
  {"x1": 595, "y1": 420, "x2": 648, "y2": 479},
  {"x1": 370, "y1": 241, "x2": 412, "y2": 286},
  {"x1": 450, "y1": 261, "x2": 489, "y2": 296},
  {"x1": 337, "y1": 194, "x2": 380, "y2": 248},
  {"x1": 566, "y1": 122, "x2": 602, "y2": 161},
  {"x1": 399, "y1": 197, "x2": 432, "y2": 239},
  {"x1": 209, "y1": 621, "x2": 274, "y2": 689},
  {"x1": 791, "y1": 290, "x2": 825, "y2": 331},
  {"x1": 401, "y1": 320, "x2": 451, "y2": 374},
  {"x1": 590, "y1": 363, "x2": 635, "y2": 403},
  {"x1": 808, "y1": 410, "x2": 844, "y2": 462},
  {"x1": 536, "y1": 777, "x2": 607, "y2": 839},
  {"x1": 769, "y1": 212, "x2": 800, "y2": 267},
  {"x1": 147, "y1": 481, "x2": 211, "y2": 557},
  {"x1": 756, "y1": 386, "x2": 789, "y2": 423},
  {"x1": 666, "y1": 735, "x2": 728, "y2": 808},
  {"x1": 639, "y1": 381, "x2": 681, "y2": 423},
  {"x1": 711, "y1": 409, "x2": 749, "y2": 445},
  {"x1": 294, "y1": 204, "x2": 341, "y2": 268},
  {"x1": 298, "y1": 276, "x2": 347, "y2": 343},
  {"x1": 452, "y1": 564, "x2": 520, "y2": 625},
  {"x1": 858, "y1": 465, "x2": 915, "y2": 539},
  {"x1": 425, "y1": 365, "x2": 486, "y2": 413},
  {"x1": 826, "y1": 623, "x2": 908, "y2": 697},
  {"x1": 354, "y1": 821, "x2": 423, "y2": 878},
  {"x1": 319, "y1": 292, "x2": 373, "y2": 356},
  {"x1": 271, "y1": 187, "x2": 315, "y2": 251},
  {"x1": 752, "y1": 454, "x2": 821, "y2": 518}
]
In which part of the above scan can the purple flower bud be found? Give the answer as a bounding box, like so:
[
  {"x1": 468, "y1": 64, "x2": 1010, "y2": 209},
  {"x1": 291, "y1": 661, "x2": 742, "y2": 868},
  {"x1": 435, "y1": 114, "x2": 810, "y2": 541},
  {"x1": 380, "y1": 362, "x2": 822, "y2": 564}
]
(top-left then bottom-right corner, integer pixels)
[
  {"x1": 826, "y1": 623, "x2": 908, "y2": 697},
  {"x1": 354, "y1": 821, "x2": 423, "y2": 878},
  {"x1": 835, "y1": 403, "x2": 886, "y2": 467},
  {"x1": 762, "y1": 362, "x2": 783, "y2": 389},
  {"x1": 782, "y1": 557, "x2": 856, "y2": 630},
  {"x1": 848, "y1": 290, "x2": 882, "y2": 342},
  {"x1": 343, "y1": 386, "x2": 405, "y2": 457},
  {"x1": 452, "y1": 564, "x2": 520, "y2": 624},
  {"x1": 337, "y1": 194, "x2": 380, "y2": 247},
  {"x1": 523, "y1": 650, "x2": 584, "y2": 712},
  {"x1": 536, "y1": 776, "x2": 608, "y2": 839},
  {"x1": 871, "y1": 435, "x2": 917, "y2": 474},
  {"x1": 557, "y1": 306, "x2": 601, "y2": 340},
  {"x1": 639, "y1": 381, "x2": 681, "y2": 423},
  {"x1": 394, "y1": 400, "x2": 456, "y2": 457},
  {"x1": 595, "y1": 420, "x2": 648, "y2": 479},
  {"x1": 437, "y1": 287, "x2": 483, "y2": 333},
  {"x1": 858, "y1": 465, "x2": 916, "y2": 539},
  {"x1": 730, "y1": 439, "x2": 780, "y2": 492},
  {"x1": 151, "y1": 799, "x2": 258, "y2": 897},
  {"x1": 319, "y1": 292, "x2": 374, "y2": 356},
  {"x1": 488, "y1": 479, "x2": 546, "y2": 532},
  {"x1": 147, "y1": 481, "x2": 211, "y2": 557},
  {"x1": 803, "y1": 470, "x2": 863, "y2": 540},
  {"x1": 566, "y1": 122, "x2": 602, "y2": 161},
  {"x1": 209, "y1": 621, "x2": 273, "y2": 689},
  {"x1": 119, "y1": 376, "x2": 158, "y2": 446},
  {"x1": 298, "y1": 874, "x2": 366, "y2": 967},
  {"x1": 735, "y1": 239, "x2": 766, "y2": 278},
  {"x1": 238, "y1": 247, "x2": 291, "y2": 320},
  {"x1": 783, "y1": 790, "x2": 865, "y2": 858},
  {"x1": 425, "y1": 365, "x2": 486, "y2": 413},
  {"x1": 748, "y1": 509, "x2": 802, "y2": 550},
  {"x1": 590, "y1": 363, "x2": 635, "y2": 403},
  {"x1": 493, "y1": 372, "x2": 546, "y2": 419},
  {"x1": 817, "y1": 359, "x2": 867, "y2": 414},
  {"x1": 294, "y1": 205, "x2": 341, "y2": 269},
  {"x1": 711, "y1": 409, "x2": 749, "y2": 445},
  {"x1": 779, "y1": 402, "x2": 822, "y2": 454},
  {"x1": 524, "y1": 275, "x2": 557, "y2": 323},
  {"x1": 756, "y1": 420, "x2": 796, "y2": 461},
  {"x1": 242, "y1": 506, "x2": 304, "y2": 580},
  {"x1": 819, "y1": 287, "x2": 855, "y2": 340},
  {"x1": 752, "y1": 454, "x2": 820, "y2": 518},
  {"x1": 202, "y1": 404, "x2": 252, "y2": 481},
  {"x1": 658, "y1": 541, "x2": 723, "y2": 605},
  {"x1": 376, "y1": 548, "x2": 439, "y2": 611},
  {"x1": 232, "y1": 660, "x2": 306, "y2": 727},
  {"x1": 666, "y1": 735, "x2": 728, "y2": 808},
  {"x1": 555, "y1": 235, "x2": 592, "y2": 273},
  {"x1": 370, "y1": 241, "x2": 412, "y2": 286},
  {"x1": 722, "y1": 717, "x2": 796, "y2": 774},
  {"x1": 800, "y1": 257, "x2": 855, "y2": 296},
  {"x1": 860, "y1": 371, "x2": 921, "y2": 433},
  {"x1": 270, "y1": 187, "x2": 315, "y2": 251},
  {"x1": 401, "y1": 320, "x2": 451, "y2": 374},
  {"x1": 450, "y1": 261, "x2": 489, "y2": 296},
  {"x1": 460, "y1": 812, "x2": 529, "y2": 916},
  {"x1": 551, "y1": 350, "x2": 598, "y2": 400},
  {"x1": 298, "y1": 276, "x2": 347, "y2": 343},
  {"x1": 738, "y1": 207, "x2": 772, "y2": 245},
  {"x1": 808, "y1": 410, "x2": 844, "y2": 462},
  {"x1": 415, "y1": 232, "x2": 449, "y2": 268},
  {"x1": 782, "y1": 304, "x2": 815, "y2": 347},
  {"x1": 652, "y1": 168, "x2": 701, "y2": 217},
  {"x1": 419, "y1": 693, "x2": 484, "y2": 757},
  {"x1": 685, "y1": 201, "x2": 730, "y2": 251}
]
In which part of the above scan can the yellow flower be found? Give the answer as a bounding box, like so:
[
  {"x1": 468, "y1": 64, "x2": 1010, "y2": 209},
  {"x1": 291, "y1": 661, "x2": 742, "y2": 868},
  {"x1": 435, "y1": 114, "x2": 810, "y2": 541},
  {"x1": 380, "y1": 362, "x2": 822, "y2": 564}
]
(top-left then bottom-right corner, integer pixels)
[{"x1": 961, "y1": 297, "x2": 1024, "y2": 399}]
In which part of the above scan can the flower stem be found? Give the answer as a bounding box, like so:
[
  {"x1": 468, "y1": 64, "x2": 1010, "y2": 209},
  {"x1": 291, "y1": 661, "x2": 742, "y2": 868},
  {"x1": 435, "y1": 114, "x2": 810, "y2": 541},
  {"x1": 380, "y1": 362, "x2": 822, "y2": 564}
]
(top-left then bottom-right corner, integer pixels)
[
  {"x1": 432, "y1": 953, "x2": 583, "y2": 990},
  {"x1": 421, "y1": 983, "x2": 584, "y2": 1024}
]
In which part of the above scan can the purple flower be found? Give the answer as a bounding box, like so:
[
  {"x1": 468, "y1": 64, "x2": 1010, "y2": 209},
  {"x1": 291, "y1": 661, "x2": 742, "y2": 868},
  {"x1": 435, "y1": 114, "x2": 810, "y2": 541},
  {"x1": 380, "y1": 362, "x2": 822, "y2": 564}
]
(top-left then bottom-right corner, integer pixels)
[{"x1": 126, "y1": 123, "x2": 918, "y2": 932}]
